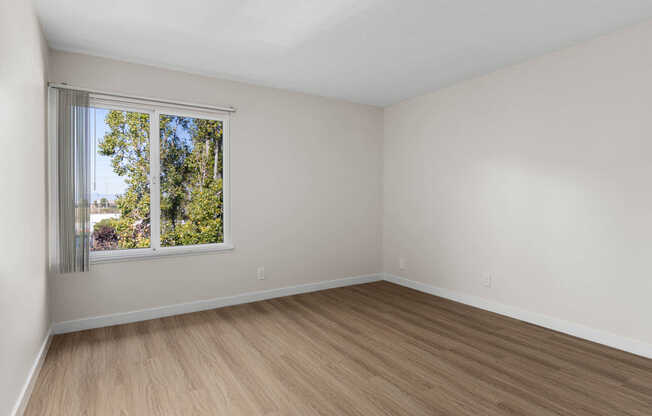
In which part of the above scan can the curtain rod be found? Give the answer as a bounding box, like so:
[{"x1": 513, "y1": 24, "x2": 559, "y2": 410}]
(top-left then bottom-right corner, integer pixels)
[{"x1": 48, "y1": 82, "x2": 236, "y2": 113}]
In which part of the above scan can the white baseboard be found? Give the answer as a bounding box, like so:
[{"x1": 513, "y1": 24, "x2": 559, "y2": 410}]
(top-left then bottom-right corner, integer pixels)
[
  {"x1": 53, "y1": 274, "x2": 381, "y2": 334},
  {"x1": 383, "y1": 273, "x2": 652, "y2": 359},
  {"x1": 11, "y1": 328, "x2": 53, "y2": 416},
  {"x1": 50, "y1": 271, "x2": 652, "y2": 359}
]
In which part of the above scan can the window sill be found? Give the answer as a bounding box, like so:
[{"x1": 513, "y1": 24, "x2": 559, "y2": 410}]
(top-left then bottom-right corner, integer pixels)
[{"x1": 90, "y1": 243, "x2": 234, "y2": 264}]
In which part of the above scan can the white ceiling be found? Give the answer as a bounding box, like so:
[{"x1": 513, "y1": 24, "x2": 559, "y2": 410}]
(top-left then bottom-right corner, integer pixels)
[{"x1": 35, "y1": 0, "x2": 652, "y2": 106}]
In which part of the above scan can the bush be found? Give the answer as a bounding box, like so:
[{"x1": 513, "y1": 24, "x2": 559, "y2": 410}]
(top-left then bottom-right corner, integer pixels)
[{"x1": 92, "y1": 218, "x2": 119, "y2": 250}]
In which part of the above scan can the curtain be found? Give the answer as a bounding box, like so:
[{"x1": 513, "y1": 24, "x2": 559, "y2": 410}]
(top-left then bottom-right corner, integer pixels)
[{"x1": 51, "y1": 88, "x2": 91, "y2": 273}]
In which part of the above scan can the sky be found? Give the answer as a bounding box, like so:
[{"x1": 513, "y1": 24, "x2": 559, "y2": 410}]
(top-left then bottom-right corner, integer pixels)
[{"x1": 92, "y1": 108, "x2": 125, "y2": 201}]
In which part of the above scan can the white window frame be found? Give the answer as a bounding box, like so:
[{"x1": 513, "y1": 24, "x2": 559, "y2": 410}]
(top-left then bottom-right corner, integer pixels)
[{"x1": 87, "y1": 94, "x2": 232, "y2": 263}]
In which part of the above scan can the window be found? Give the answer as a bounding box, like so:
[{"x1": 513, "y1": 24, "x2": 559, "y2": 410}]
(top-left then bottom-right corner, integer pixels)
[
  {"x1": 159, "y1": 113, "x2": 225, "y2": 247},
  {"x1": 91, "y1": 107, "x2": 151, "y2": 251},
  {"x1": 88, "y1": 96, "x2": 231, "y2": 262}
]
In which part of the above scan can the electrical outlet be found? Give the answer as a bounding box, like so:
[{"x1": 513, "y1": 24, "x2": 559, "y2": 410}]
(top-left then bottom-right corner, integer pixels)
[
  {"x1": 483, "y1": 275, "x2": 492, "y2": 288},
  {"x1": 399, "y1": 257, "x2": 407, "y2": 271},
  {"x1": 257, "y1": 266, "x2": 265, "y2": 280}
]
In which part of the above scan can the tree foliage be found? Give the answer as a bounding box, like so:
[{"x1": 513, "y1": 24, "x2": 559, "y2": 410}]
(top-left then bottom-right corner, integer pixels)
[
  {"x1": 92, "y1": 110, "x2": 223, "y2": 250},
  {"x1": 93, "y1": 218, "x2": 119, "y2": 250},
  {"x1": 159, "y1": 115, "x2": 223, "y2": 246}
]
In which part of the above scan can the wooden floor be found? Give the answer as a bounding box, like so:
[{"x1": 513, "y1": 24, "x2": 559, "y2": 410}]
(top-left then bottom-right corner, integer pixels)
[{"x1": 26, "y1": 282, "x2": 652, "y2": 415}]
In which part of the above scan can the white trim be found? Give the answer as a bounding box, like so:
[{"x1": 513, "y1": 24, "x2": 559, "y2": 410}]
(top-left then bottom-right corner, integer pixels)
[
  {"x1": 150, "y1": 108, "x2": 161, "y2": 252},
  {"x1": 11, "y1": 328, "x2": 53, "y2": 416},
  {"x1": 90, "y1": 243, "x2": 234, "y2": 263},
  {"x1": 46, "y1": 271, "x2": 652, "y2": 360},
  {"x1": 84, "y1": 97, "x2": 232, "y2": 262},
  {"x1": 383, "y1": 273, "x2": 652, "y2": 359},
  {"x1": 52, "y1": 274, "x2": 381, "y2": 334},
  {"x1": 221, "y1": 116, "x2": 232, "y2": 245},
  {"x1": 88, "y1": 96, "x2": 156, "y2": 113},
  {"x1": 49, "y1": 83, "x2": 236, "y2": 113}
]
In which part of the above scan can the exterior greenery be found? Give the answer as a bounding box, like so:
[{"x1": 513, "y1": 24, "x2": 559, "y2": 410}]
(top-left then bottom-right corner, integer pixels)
[{"x1": 91, "y1": 110, "x2": 223, "y2": 250}]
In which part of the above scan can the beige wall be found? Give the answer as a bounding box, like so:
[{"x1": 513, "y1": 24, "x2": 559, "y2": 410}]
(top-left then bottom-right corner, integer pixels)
[
  {"x1": 32, "y1": 7, "x2": 652, "y2": 366},
  {"x1": 383, "y1": 20, "x2": 652, "y2": 346},
  {"x1": 48, "y1": 51, "x2": 383, "y2": 323},
  {"x1": 0, "y1": 1, "x2": 50, "y2": 414}
]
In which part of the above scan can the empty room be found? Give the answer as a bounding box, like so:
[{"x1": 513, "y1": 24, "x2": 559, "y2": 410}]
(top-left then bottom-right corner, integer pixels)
[{"x1": 3, "y1": 0, "x2": 652, "y2": 414}]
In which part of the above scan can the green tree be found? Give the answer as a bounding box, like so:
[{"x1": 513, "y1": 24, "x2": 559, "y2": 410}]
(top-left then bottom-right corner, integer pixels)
[
  {"x1": 93, "y1": 218, "x2": 119, "y2": 249},
  {"x1": 93, "y1": 110, "x2": 223, "y2": 250},
  {"x1": 97, "y1": 110, "x2": 151, "y2": 249},
  {"x1": 160, "y1": 116, "x2": 223, "y2": 246}
]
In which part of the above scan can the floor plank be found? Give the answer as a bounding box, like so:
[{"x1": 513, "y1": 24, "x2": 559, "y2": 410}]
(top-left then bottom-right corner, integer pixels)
[{"x1": 24, "y1": 281, "x2": 652, "y2": 415}]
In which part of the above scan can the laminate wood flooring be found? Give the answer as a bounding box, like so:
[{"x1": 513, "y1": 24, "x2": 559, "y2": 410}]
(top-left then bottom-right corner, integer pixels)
[{"x1": 24, "y1": 281, "x2": 652, "y2": 415}]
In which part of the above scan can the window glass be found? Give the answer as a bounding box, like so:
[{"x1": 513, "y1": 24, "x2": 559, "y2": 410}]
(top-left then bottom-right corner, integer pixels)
[
  {"x1": 90, "y1": 108, "x2": 151, "y2": 251},
  {"x1": 159, "y1": 114, "x2": 224, "y2": 246}
]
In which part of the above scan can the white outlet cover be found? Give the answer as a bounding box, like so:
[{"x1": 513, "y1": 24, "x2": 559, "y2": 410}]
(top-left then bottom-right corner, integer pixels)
[
  {"x1": 257, "y1": 267, "x2": 265, "y2": 280},
  {"x1": 483, "y1": 276, "x2": 492, "y2": 287}
]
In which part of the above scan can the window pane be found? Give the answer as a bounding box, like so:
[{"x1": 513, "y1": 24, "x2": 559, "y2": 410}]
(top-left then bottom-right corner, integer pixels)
[
  {"x1": 159, "y1": 114, "x2": 224, "y2": 247},
  {"x1": 90, "y1": 108, "x2": 151, "y2": 251}
]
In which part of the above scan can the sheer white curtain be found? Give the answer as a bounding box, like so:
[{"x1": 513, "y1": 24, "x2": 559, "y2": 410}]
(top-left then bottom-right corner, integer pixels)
[{"x1": 49, "y1": 87, "x2": 91, "y2": 273}]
